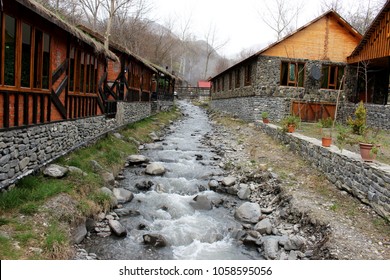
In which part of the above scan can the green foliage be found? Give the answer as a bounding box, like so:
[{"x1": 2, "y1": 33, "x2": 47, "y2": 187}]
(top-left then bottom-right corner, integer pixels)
[
  {"x1": 281, "y1": 115, "x2": 301, "y2": 130},
  {"x1": 261, "y1": 112, "x2": 269, "y2": 119},
  {"x1": 0, "y1": 235, "x2": 20, "y2": 259},
  {"x1": 0, "y1": 176, "x2": 72, "y2": 211},
  {"x1": 346, "y1": 101, "x2": 367, "y2": 135},
  {"x1": 318, "y1": 117, "x2": 333, "y2": 128},
  {"x1": 19, "y1": 203, "x2": 40, "y2": 215}
]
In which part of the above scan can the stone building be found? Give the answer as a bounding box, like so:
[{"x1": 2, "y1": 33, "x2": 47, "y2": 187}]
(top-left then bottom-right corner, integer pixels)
[{"x1": 210, "y1": 10, "x2": 362, "y2": 123}]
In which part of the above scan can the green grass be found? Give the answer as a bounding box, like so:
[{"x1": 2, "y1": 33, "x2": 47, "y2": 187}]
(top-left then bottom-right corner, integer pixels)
[
  {"x1": 0, "y1": 176, "x2": 72, "y2": 211},
  {"x1": 0, "y1": 106, "x2": 182, "y2": 259}
]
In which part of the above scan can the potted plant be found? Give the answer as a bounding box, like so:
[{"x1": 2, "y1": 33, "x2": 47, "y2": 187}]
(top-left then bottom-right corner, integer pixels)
[
  {"x1": 261, "y1": 112, "x2": 270, "y2": 124},
  {"x1": 337, "y1": 101, "x2": 381, "y2": 162},
  {"x1": 318, "y1": 117, "x2": 333, "y2": 147},
  {"x1": 281, "y1": 115, "x2": 301, "y2": 133}
]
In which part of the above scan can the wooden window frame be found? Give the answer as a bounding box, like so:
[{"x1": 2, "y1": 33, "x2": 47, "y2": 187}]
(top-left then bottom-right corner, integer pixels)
[
  {"x1": 321, "y1": 65, "x2": 345, "y2": 90},
  {"x1": 244, "y1": 64, "x2": 252, "y2": 86},
  {"x1": 235, "y1": 68, "x2": 241, "y2": 88},
  {"x1": 280, "y1": 61, "x2": 305, "y2": 87}
]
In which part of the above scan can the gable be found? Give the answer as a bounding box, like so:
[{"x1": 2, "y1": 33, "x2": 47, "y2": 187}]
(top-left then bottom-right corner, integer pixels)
[{"x1": 261, "y1": 13, "x2": 361, "y2": 62}]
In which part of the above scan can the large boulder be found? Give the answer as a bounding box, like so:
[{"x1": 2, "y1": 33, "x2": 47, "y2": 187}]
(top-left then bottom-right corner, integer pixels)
[
  {"x1": 222, "y1": 176, "x2": 237, "y2": 187},
  {"x1": 100, "y1": 187, "x2": 118, "y2": 208},
  {"x1": 262, "y1": 236, "x2": 280, "y2": 260},
  {"x1": 234, "y1": 202, "x2": 261, "y2": 224},
  {"x1": 108, "y1": 220, "x2": 127, "y2": 237},
  {"x1": 101, "y1": 171, "x2": 115, "y2": 187},
  {"x1": 72, "y1": 222, "x2": 87, "y2": 244},
  {"x1": 255, "y1": 218, "x2": 273, "y2": 235},
  {"x1": 143, "y1": 234, "x2": 168, "y2": 247},
  {"x1": 190, "y1": 195, "x2": 213, "y2": 210},
  {"x1": 145, "y1": 163, "x2": 166, "y2": 176},
  {"x1": 237, "y1": 184, "x2": 251, "y2": 200},
  {"x1": 128, "y1": 155, "x2": 149, "y2": 164},
  {"x1": 113, "y1": 188, "x2": 134, "y2": 204},
  {"x1": 283, "y1": 235, "x2": 306, "y2": 251},
  {"x1": 43, "y1": 164, "x2": 68, "y2": 178}
]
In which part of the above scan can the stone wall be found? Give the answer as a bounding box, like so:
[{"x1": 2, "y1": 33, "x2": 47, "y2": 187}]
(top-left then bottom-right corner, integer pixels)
[
  {"x1": 341, "y1": 102, "x2": 390, "y2": 130},
  {"x1": 259, "y1": 123, "x2": 390, "y2": 220},
  {"x1": 211, "y1": 96, "x2": 291, "y2": 123},
  {"x1": 0, "y1": 101, "x2": 173, "y2": 190}
]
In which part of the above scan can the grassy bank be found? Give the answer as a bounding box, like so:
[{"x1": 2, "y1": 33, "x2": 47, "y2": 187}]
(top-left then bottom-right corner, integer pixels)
[{"x1": 0, "y1": 107, "x2": 181, "y2": 260}]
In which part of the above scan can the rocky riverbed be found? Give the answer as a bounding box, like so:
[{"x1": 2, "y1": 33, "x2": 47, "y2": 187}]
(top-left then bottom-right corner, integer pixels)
[{"x1": 74, "y1": 101, "x2": 339, "y2": 260}]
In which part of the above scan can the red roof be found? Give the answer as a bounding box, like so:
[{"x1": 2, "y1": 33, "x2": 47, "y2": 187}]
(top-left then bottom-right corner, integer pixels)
[{"x1": 198, "y1": 80, "x2": 211, "y2": 88}]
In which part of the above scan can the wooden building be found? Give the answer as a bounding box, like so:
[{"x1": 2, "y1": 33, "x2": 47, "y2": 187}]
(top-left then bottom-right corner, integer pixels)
[
  {"x1": 347, "y1": 0, "x2": 390, "y2": 105},
  {"x1": 210, "y1": 10, "x2": 362, "y2": 122},
  {"x1": 0, "y1": 0, "x2": 119, "y2": 130},
  {"x1": 78, "y1": 26, "x2": 176, "y2": 117}
]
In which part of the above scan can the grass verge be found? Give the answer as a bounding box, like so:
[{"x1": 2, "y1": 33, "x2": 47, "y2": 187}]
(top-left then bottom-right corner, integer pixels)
[{"x1": 0, "y1": 106, "x2": 181, "y2": 259}]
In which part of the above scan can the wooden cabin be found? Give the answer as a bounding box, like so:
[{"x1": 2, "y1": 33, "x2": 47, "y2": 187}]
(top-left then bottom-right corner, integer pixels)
[
  {"x1": 0, "y1": 0, "x2": 117, "y2": 130},
  {"x1": 78, "y1": 26, "x2": 176, "y2": 109},
  {"x1": 210, "y1": 10, "x2": 362, "y2": 122},
  {"x1": 347, "y1": 0, "x2": 390, "y2": 105}
]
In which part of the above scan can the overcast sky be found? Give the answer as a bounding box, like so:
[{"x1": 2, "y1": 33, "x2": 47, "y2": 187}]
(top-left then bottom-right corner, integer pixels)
[{"x1": 150, "y1": 0, "x2": 359, "y2": 58}]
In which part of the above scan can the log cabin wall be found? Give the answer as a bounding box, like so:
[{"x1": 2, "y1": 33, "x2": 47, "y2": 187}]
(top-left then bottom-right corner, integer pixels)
[{"x1": 0, "y1": 0, "x2": 174, "y2": 190}]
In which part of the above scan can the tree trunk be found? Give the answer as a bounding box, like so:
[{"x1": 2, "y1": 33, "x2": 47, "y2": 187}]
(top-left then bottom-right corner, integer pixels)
[{"x1": 104, "y1": 0, "x2": 115, "y2": 50}]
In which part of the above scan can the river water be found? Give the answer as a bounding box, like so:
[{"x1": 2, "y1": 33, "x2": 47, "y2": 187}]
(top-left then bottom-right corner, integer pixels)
[{"x1": 84, "y1": 101, "x2": 260, "y2": 260}]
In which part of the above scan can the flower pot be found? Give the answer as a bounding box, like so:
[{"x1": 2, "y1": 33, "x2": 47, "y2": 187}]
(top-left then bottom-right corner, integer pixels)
[
  {"x1": 322, "y1": 137, "x2": 332, "y2": 147},
  {"x1": 263, "y1": 118, "x2": 270, "y2": 124},
  {"x1": 359, "y1": 143, "x2": 377, "y2": 162},
  {"x1": 287, "y1": 124, "x2": 295, "y2": 133}
]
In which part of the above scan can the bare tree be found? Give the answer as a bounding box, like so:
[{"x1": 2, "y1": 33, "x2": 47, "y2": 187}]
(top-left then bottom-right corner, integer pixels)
[
  {"x1": 78, "y1": 0, "x2": 103, "y2": 29},
  {"x1": 321, "y1": 0, "x2": 386, "y2": 34},
  {"x1": 259, "y1": 0, "x2": 305, "y2": 41},
  {"x1": 203, "y1": 23, "x2": 228, "y2": 79}
]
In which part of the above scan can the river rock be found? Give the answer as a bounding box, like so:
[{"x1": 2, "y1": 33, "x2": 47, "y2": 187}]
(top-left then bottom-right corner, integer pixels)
[
  {"x1": 222, "y1": 176, "x2": 237, "y2": 186},
  {"x1": 67, "y1": 166, "x2": 87, "y2": 176},
  {"x1": 149, "y1": 132, "x2": 160, "y2": 142},
  {"x1": 72, "y1": 222, "x2": 87, "y2": 244},
  {"x1": 101, "y1": 171, "x2": 115, "y2": 187},
  {"x1": 100, "y1": 187, "x2": 118, "y2": 207},
  {"x1": 262, "y1": 236, "x2": 280, "y2": 260},
  {"x1": 283, "y1": 235, "x2": 306, "y2": 251},
  {"x1": 145, "y1": 163, "x2": 166, "y2": 176},
  {"x1": 128, "y1": 155, "x2": 149, "y2": 164},
  {"x1": 234, "y1": 202, "x2": 261, "y2": 224},
  {"x1": 136, "y1": 181, "x2": 154, "y2": 191},
  {"x1": 143, "y1": 234, "x2": 168, "y2": 247},
  {"x1": 208, "y1": 180, "x2": 219, "y2": 188},
  {"x1": 90, "y1": 160, "x2": 104, "y2": 172},
  {"x1": 190, "y1": 195, "x2": 213, "y2": 210},
  {"x1": 43, "y1": 164, "x2": 68, "y2": 178},
  {"x1": 237, "y1": 184, "x2": 251, "y2": 200},
  {"x1": 255, "y1": 218, "x2": 273, "y2": 235},
  {"x1": 113, "y1": 188, "x2": 134, "y2": 204},
  {"x1": 114, "y1": 208, "x2": 141, "y2": 217},
  {"x1": 108, "y1": 220, "x2": 127, "y2": 237}
]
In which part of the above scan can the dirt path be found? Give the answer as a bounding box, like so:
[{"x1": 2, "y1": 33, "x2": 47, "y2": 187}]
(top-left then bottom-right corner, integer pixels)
[{"x1": 211, "y1": 114, "x2": 390, "y2": 260}]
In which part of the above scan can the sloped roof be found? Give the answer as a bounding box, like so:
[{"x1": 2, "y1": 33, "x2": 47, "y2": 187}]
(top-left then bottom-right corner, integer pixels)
[
  {"x1": 211, "y1": 10, "x2": 361, "y2": 80},
  {"x1": 14, "y1": 0, "x2": 118, "y2": 61},
  {"x1": 78, "y1": 25, "x2": 175, "y2": 79},
  {"x1": 348, "y1": 0, "x2": 390, "y2": 60}
]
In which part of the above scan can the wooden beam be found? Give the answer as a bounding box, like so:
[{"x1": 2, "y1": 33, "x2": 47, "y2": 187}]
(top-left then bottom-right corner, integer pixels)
[
  {"x1": 54, "y1": 76, "x2": 68, "y2": 97},
  {"x1": 50, "y1": 90, "x2": 67, "y2": 119},
  {"x1": 52, "y1": 59, "x2": 69, "y2": 84}
]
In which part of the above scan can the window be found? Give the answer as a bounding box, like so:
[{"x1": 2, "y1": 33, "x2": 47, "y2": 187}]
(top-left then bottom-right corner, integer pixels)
[
  {"x1": 321, "y1": 65, "x2": 344, "y2": 89},
  {"x1": 21, "y1": 23, "x2": 32, "y2": 88},
  {"x1": 4, "y1": 15, "x2": 16, "y2": 86},
  {"x1": 281, "y1": 61, "x2": 305, "y2": 87},
  {"x1": 229, "y1": 72, "x2": 233, "y2": 90},
  {"x1": 69, "y1": 47, "x2": 98, "y2": 94},
  {"x1": 245, "y1": 64, "x2": 252, "y2": 86},
  {"x1": 33, "y1": 30, "x2": 51, "y2": 89},
  {"x1": 235, "y1": 68, "x2": 241, "y2": 88},
  {"x1": 221, "y1": 76, "x2": 225, "y2": 91}
]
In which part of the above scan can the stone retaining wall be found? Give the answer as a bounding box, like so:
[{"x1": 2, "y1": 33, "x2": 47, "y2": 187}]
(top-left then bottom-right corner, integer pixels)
[
  {"x1": 0, "y1": 101, "x2": 174, "y2": 190},
  {"x1": 210, "y1": 96, "x2": 291, "y2": 123},
  {"x1": 341, "y1": 102, "x2": 390, "y2": 131},
  {"x1": 259, "y1": 123, "x2": 390, "y2": 220}
]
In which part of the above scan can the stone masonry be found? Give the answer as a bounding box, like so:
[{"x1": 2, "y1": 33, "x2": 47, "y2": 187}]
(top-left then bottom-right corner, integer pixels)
[
  {"x1": 259, "y1": 122, "x2": 390, "y2": 220},
  {"x1": 0, "y1": 101, "x2": 174, "y2": 190}
]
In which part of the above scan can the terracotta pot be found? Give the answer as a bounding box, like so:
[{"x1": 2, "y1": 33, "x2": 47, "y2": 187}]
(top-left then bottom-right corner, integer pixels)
[
  {"x1": 263, "y1": 118, "x2": 270, "y2": 124},
  {"x1": 359, "y1": 143, "x2": 377, "y2": 162},
  {"x1": 287, "y1": 124, "x2": 295, "y2": 133},
  {"x1": 322, "y1": 137, "x2": 332, "y2": 147}
]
